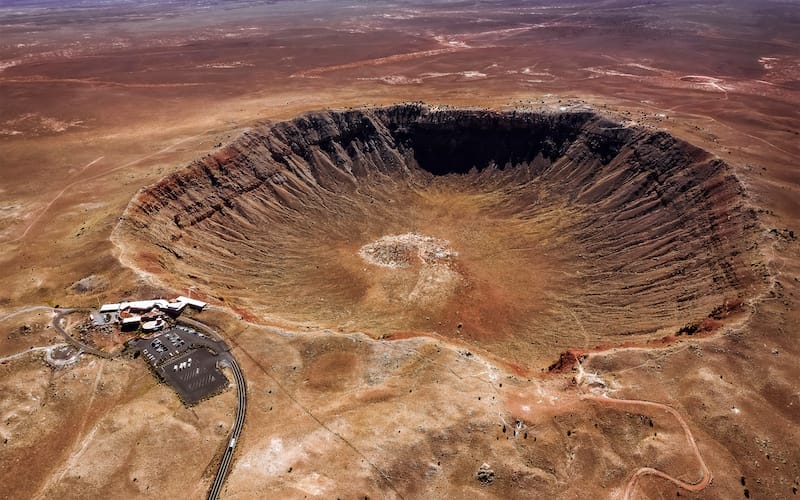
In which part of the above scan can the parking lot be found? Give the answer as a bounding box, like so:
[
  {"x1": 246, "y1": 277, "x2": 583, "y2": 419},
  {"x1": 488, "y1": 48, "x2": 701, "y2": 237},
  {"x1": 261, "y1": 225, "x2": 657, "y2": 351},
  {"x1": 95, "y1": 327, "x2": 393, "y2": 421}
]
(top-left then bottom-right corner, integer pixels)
[
  {"x1": 130, "y1": 324, "x2": 232, "y2": 405},
  {"x1": 158, "y1": 348, "x2": 229, "y2": 404}
]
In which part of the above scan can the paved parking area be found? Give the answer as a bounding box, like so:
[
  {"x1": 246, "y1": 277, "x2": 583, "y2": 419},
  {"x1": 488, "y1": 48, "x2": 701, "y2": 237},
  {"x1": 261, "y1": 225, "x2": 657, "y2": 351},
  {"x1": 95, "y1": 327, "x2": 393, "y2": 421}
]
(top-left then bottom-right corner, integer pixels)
[
  {"x1": 158, "y1": 348, "x2": 229, "y2": 404},
  {"x1": 130, "y1": 324, "x2": 231, "y2": 405}
]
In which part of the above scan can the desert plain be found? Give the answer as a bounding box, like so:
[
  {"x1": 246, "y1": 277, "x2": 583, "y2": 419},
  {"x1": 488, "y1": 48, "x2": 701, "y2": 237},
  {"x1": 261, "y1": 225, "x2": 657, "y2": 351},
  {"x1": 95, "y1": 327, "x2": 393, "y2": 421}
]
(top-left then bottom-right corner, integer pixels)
[{"x1": 1, "y1": 1, "x2": 799, "y2": 499}]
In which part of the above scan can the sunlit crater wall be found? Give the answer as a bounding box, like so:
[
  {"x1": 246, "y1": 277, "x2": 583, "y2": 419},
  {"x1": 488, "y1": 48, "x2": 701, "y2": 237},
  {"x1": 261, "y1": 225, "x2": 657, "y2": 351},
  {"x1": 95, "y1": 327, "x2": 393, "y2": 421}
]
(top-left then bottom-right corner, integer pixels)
[{"x1": 115, "y1": 104, "x2": 766, "y2": 366}]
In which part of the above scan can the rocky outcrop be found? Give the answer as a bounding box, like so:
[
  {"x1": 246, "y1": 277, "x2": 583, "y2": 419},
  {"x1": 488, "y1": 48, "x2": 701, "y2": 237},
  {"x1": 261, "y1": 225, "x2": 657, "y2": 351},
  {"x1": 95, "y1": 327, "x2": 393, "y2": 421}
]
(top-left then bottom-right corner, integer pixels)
[{"x1": 477, "y1": 463, "x2": 496, "y2": 484}]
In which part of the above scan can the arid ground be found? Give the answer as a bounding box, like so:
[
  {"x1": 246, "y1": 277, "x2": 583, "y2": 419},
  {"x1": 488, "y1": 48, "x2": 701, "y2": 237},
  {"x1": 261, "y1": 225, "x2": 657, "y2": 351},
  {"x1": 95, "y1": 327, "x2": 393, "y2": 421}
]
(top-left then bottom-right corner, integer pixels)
[{"x1": 1, "y1": 1, "x2": 798, "y2": 499}]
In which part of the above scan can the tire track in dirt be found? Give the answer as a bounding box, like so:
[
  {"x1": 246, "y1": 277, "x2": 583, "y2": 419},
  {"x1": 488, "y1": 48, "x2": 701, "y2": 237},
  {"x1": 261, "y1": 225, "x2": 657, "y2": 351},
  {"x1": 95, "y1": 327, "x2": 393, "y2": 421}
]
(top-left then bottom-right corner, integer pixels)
[
  {"x1": 7, "y1": 129, "x2": 210, "y2": 245},
  {"x1": 579, "y1": 392, "x2": 712, "y2": 499},
  {"x1": 34, "y1": 358, "x2": 107, "y2": 497}
]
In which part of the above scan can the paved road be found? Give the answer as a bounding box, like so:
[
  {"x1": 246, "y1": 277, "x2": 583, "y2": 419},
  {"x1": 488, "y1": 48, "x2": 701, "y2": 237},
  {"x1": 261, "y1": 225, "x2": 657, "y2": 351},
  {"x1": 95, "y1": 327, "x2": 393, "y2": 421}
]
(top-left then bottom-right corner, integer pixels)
[
  {"x1": 208, "y1": 353, "x2": 247, "y2": 500},
  {"x1": 178, "y1": 317, "x2": 247, "y2": 500},
  {"x1": 176, "y1": 317, "x2": 231, "y2": 351},
  {"x1": 52, "y1": 309, "x2": 115, "y2": 359},
  {"x1": 0, "y1": 344, "x2": 67, "y2": 363},
  {"x1": 50, "y1": 310, "x2": 246, "y2": 498}
]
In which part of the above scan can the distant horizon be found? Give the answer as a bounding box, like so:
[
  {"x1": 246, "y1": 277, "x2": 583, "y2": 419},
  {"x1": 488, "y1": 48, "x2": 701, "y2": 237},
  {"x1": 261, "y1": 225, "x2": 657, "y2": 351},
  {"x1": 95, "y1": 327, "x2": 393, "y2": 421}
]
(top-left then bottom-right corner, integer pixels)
[{"x1": 1, "y1": 0, "x2": 797, "y2": 498}]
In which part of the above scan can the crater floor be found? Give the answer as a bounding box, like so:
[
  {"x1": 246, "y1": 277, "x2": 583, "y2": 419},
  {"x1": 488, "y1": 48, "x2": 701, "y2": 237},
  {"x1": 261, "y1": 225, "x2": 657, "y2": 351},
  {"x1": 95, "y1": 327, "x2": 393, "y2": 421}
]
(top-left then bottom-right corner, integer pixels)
[{"x1": 115, "y1": 104, "x2": 766, "y2": 367}]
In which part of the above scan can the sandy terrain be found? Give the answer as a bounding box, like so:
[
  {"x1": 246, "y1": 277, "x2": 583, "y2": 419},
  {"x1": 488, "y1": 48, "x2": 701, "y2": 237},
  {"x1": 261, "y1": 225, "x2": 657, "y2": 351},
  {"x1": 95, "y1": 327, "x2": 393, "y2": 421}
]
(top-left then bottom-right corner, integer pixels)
[{"x1": 0, "y1": 1, "x2": 798, "y2": 499}]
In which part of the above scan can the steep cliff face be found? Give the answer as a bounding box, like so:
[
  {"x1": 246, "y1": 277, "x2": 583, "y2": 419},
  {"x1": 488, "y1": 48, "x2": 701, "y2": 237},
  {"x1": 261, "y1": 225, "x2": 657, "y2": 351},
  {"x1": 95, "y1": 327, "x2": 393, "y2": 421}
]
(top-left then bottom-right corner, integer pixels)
[{"x1": 115, "y1": 104, "x2": 766, "y2": 366}]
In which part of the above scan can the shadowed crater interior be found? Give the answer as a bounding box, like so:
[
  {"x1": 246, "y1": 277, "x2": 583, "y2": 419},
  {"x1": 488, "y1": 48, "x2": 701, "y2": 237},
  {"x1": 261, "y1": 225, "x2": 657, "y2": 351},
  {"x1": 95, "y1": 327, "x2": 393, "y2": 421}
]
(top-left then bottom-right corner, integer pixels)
[{"x1": 115, "y1": 104, "x2": 767, "y2": 367}]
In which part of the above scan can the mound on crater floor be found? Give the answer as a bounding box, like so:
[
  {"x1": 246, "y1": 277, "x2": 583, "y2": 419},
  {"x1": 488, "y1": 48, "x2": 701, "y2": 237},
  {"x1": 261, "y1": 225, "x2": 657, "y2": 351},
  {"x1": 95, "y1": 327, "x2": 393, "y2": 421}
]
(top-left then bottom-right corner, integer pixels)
[{"x1": 115, "y1": 104, "x2": 766, "y2": 367}]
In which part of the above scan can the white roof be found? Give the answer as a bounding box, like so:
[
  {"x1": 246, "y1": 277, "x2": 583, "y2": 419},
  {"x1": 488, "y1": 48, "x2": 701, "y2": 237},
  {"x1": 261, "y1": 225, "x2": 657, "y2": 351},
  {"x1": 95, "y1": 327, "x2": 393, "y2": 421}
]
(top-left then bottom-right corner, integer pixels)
[
  {"x1": 121, "y1": 315, "x2": 142, "y2": 324},
  {"x1": 99, "y1": 303, "x2": 121, "y2": 312},
  {"x1": 176, "y1": 296, "x2": 208, "y2": 309},
  {"x1": 142, "y1": 319, "x2": 164, "y2": 331},
  {"x1": 167, "y1": 301, "x2": 187, "y2": 311},
  {"x1": 121, "y1": 299, "x2": 170, "y2": 311}
]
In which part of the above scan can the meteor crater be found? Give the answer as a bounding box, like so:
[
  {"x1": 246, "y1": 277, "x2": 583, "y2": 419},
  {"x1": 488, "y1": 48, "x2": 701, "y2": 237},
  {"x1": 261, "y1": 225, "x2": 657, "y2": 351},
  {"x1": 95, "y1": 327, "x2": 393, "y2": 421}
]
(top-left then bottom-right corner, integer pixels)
[{"x1": 115, "y1": 104, "x2": 766, "y2": 367}]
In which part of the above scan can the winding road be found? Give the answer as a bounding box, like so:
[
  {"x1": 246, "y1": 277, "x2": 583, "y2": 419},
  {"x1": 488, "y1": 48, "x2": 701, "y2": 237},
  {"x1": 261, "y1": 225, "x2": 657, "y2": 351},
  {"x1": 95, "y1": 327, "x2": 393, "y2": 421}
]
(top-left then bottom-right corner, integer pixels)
[
  {"x1": 0, "y1": 299, "x2": 250, "y2": 499},
  {"x1": 207, "y1": 354, "x2": 247, "y2": 500},
  {"x1": 177, "y1": 317, "x2": 247, "y2": 500},
  {"x1": 51, "y1": 309, "x2": 115, "y2": 359},
  {"x1": 579, "y1": 393, "x2": 712, "y2": 499},
  {"x1": 0, "y1": 344, "x2": 67, "y2": 364},
  {"x1": 0, "y1": 305, "x2": 55, "y2": 323}
]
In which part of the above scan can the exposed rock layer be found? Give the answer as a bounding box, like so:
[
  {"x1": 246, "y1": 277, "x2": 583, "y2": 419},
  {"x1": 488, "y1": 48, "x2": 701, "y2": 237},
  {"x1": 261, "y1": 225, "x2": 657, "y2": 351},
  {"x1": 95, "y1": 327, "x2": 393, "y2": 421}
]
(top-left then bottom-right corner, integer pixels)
[{"x1": 115, "y1": 104, "x2": 765, "y2": 366}]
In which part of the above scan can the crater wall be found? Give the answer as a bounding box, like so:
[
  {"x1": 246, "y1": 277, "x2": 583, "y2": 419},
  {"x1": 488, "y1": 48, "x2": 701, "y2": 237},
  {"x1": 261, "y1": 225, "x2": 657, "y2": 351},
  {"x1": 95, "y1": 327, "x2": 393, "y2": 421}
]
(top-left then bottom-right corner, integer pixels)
[{"x1": 115, "y1": 104, "x2": 766, "y2": 366}]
